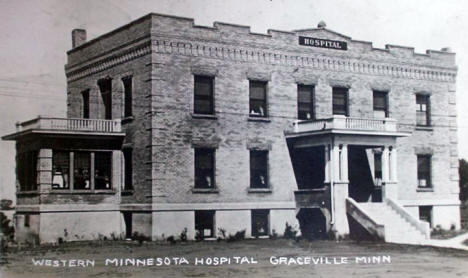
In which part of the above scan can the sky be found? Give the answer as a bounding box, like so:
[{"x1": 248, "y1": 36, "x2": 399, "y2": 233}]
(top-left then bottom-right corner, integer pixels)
[{"x1": 0, "y1": 0, "x2": 467, "y2": 200}]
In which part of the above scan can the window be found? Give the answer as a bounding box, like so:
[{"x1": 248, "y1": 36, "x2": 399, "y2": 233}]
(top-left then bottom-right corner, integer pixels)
[
  {"x1": 332, "y1": 87, "x2": 348, "y2": 116},
  {"x1": 298, "y1": 85, "x2": 314, "y2": 120},
  {"x1": 122, "y1": 77, "x2": 133, "y2": 117},
  {"x1": 194, "y1": 75, "x2": 214, "y2": 115},
  {"x1": 17, "y1": 151, "x2": 37, "y2": 191},
  {"x1": 195, "y1": 210, "x2": 215, "y2": 239},
  {"x1": 417, "y1": 155, "x2": 431, "y2": 188},
  {"x1": 82, "y1": 90, "x2": 90, "y2": 119},
  {"x1": 250, "y1": 150, "x2": 268, "y2": 188},
  {"x1": 416, "y1": 94, "x2": 430, "y2": 126},
  {"x1": 374, "y1": 152, "x2": 382, "y2": 186},
  {"x1": 24, "y1": 214, "x2": 30, "y2": 228},
  {"x1": 98, "y1": 78, "x2": 112, "y2": 120},
  {"x1": 123, "y1": 148, "x2": 133, "y2": 190},
  {"x1": 249, "y1": 80, "x2": 267, "y2": 117},
  {"x1": 95, "y1": 152, "x2": 112, "y2": 190},
  {"x1": 74, "y1": 152, "x2": 91, "y2": 190},
  {"x1": 252, "y1": 210, "x2": 269, "y2": 237},
  {"x1": 194, "y1": 148, "x2": 215, "y2": 189},
  {"x1": 52, "y1": 151, "x2": 69, "y2": 189},
  {"x1": 419, "y1": 206, "x2": 432, "y2": 227},
  {"x1": 373, "y1": 91, "x2": 388, "y2": 118}
]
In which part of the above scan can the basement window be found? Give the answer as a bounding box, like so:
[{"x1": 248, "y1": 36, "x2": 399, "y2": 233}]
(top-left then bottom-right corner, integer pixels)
[
  {"x1": 194, "y1": 148, "x2": 215, "y2": 189},
  {"x1": 194, "y1": 75, "x2": 214, "y2": 115},
  {"x1": 250, "y1": 150, "x2": 268, "y2": 188},
  {"x1": 251, "y1": 209, "x2": 269, "y2": 237},
  {"x1": 419, "y1": 206, "x2": 432, "y2": 228},
  {"x1": 249, "y1": 80, "x2": 267, "y2": 117},
  {"x1": 297, "y1": 85, "x2": 314, "y2": 120},
  {"x1": 195, "y1": 210, "x2": 215, "y2": 239},
  {"x1": 417, "y1": 155, "x2": 431, "y2": 188}
]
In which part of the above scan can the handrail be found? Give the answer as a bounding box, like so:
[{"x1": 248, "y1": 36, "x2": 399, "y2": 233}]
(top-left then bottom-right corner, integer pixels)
[
  {"x1": 346, "y1": 198, "x2": 386, "y2": 239},
  {"x1": 291, "y1": 115, "x2": 398, "y2": 133},
  {"x1": 385, "y1": 198, "x2": 430, "y2": 239}
]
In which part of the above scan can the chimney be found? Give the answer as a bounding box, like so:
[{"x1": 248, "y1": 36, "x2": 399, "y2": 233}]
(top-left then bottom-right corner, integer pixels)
[{"x1": 72, "y1": 29, "x2": 87, "y2": 48}]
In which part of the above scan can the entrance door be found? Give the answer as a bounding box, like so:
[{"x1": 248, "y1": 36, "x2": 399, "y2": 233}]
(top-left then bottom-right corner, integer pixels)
[{"x1": 348, "y1": 146, "x2": 382, "y2": 202}]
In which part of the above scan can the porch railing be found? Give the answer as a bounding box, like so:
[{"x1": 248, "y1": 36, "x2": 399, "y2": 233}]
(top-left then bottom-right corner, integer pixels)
[
  {"x1": 291, "y1": 115, "x2": 398, "y2": 134},
  {"x1": 16, "y1": 117, "x2": 122, "y2": 133}
]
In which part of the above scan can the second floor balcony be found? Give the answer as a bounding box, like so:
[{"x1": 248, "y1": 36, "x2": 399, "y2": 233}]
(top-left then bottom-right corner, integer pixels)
[
  {"x1": 285, "y1": 115, "x2": 408, "y2": 137},
  {"x1": 3, "y1": 117, "x2": 124, "y2": 140}
]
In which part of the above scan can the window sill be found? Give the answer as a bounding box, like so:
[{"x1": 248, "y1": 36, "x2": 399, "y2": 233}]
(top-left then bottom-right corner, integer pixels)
[
  {"x1": 415, "y1": 125, "x2": 433, "y2": 131},
  {"x1": 121, "y1": 190, "x2": 134, "y2": 196},
  {"x1": 192, "y1": 113, "x2": 218, "y2": 120},
  {"x1": 17, "y1": 191, "x2": 39, "y2": 196},
  {"x1": 294, "y1": 188, "x2": 326, "y2": 193},
  {"x1": 248, "y1": 117, "x2": 270, "y2": 122},
  {"x1": 49, "y1": 189, "x2": 116, "y2": 194},
  {"x1": 248, "y1": 188, "x2": 272, "y2": 193},
  {"x1": 416, "y1": 187, "x2": 434, "y2": 192},
  {"x1": 121, "y1": 116, "x2": 134, "y2": 124},
  {"x1": 192, "y1": 188, "x2": 219, "y2": 194}
]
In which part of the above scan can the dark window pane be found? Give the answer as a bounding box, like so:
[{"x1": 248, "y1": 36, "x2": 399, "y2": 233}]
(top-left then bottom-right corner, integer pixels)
[
  {"x1": 194, "y1": 76, "x2": 214, "y2": 114},
  {"x1": 95, "y1": 152, "x2": 112, "y2": 190},
  {"x1": 333, "y1": 87, "x2": 348, "y2": 116},
  {"x1": 52, "y1": 151, "x2": 69, "y2": 189},
  {"x1": 195, "y1": 210, "x2": 215, "y2": 238},
  {"x1": 250, "y1": 150, "x2": 268, "y2": 188},
  {"x1": 252, "y1": 210, "x2": 269, "y2": 237},
  {"x1": 123, "y1": 149, "x2": 133, "y2": 190},
  {"x1": 195, "y1": 148, "x2": 215, "y2": 188},
  {"x1": 123, "y1": 77, "x2": 132, "y2": 117},
  {"x1": 419, "y1": 206, "x2": 432, "y2": 227},
  {"x1": 98, "y1": 79, "x2": 112, "y2": 120},
  {"x1": 82, "y1": 90, "x2": 89, "y2": 119},
  {"x1": 417, "y1": 155, "x2": 431, "y2": 187},
  {"x1": 298, "y1": 85, "x2": 314, "y2": 120},
  {"x1": 249, "y1": 81, "x2": 267, "y2": 117},
  {"x1": 74, "y1": 152, "x2": 91, "y2": 190},
  {"x1": 18, "y1": 151, "x2": 38, "y2": 191},
  {"x1": 373, "y1": 91, "x2": 388, "y2": 118}
]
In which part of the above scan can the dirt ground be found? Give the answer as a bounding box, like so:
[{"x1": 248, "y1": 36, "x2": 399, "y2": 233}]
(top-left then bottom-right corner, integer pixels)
[{"x1": 1, "y1": 239, "x2": 468, "y2": 278}]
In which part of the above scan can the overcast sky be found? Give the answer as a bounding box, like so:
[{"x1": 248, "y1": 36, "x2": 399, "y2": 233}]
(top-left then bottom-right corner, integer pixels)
[{"x1": 0, "y1": 0, "x2": 467, "y2": 199}]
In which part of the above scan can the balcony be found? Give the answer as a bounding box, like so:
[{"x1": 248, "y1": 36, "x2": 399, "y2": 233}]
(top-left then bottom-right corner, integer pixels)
[
  {"x1": 285, "y1": 115, "x2": 408, "y2": 137},
  {"x1": 3, "y1": 117, "x2": 124, "y2": 141}
]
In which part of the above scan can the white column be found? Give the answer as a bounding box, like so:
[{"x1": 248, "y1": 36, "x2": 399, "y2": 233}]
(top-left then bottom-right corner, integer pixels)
[
  {"x1": 390, "y1": 147, "x2": 398, "y2": 182},
  {"x1": 324, "y1": 144, "x2": 330, "y2": 183},
  {"x1": 341, "y1": 144, "x2": 348, "y2": 182},
  {"x1": 332, "y1": 144, "x2": 340, "y2": 182},
  {"x1": 382, "y1": 146, "x2": 389, "y2": 183}
]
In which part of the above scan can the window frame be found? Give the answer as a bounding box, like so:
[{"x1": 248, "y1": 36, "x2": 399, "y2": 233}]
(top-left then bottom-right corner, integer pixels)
[
  {"x1": 297, "y1": 84, "x2": 315, "y2": 120},
  {"x1": 195, "y1": 210, "x2": 215, "y2": 239},
  {"x1": 373, "y1": 90, "x2": 388, "y2": 118},
  {"x1": 81, "y1": 90, "x2": 90, "y2": 119},
  {"x1": 194, "y1": 75, "x2": 215, "y2": 115},
  {"x1": 332, "y1": 87, "x2": 349, "y2": 116},
  {"x1": 249, "y1": 80, "x2": 268, "y2": 118},
  {"x1": 98, "y1": 78, "x2": 112, "y2": 120},
  {"x1": 122, "y1": 76, "x2": 133, "y2": 118},
  {"x1": 194, "y1": 148, "x2": 216, "y2": 189},
  {"x1": 417, "y1": 154, "x2": 432, "y2": 188},
  {"x1": 416, "y1": 94, "x2": 430, "y2": 126},
  {"x1": 251, "y1": 209, "x2": 270, "y2": 237},
  {"x1": 250, "y1": 150, "x2": 269, "y2": 189}
]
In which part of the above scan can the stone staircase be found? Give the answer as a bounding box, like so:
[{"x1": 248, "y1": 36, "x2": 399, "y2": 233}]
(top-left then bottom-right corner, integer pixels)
[{"x1": 347, "y1": 198, "x2": 430, "y2": 245}]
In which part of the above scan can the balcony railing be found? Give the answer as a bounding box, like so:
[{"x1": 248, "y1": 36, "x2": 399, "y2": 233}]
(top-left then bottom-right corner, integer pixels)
[
  {"x1": 289, "y1": 115, "x2": 398, "y2": 134},
  {"x1": 16, "y1": 117, "x2": 122, "y2": 133}
]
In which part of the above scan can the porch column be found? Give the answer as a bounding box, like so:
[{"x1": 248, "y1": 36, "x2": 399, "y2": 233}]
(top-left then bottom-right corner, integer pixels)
[
  {"x1": 324, "y1": 144, "x2": 330, "y2": 183},
  {"x1": 331, "y1": 143, "x2": 349, "y2": 237},
  {"x1": 340, "y1": 144, "x2": 349, "y2": 182},
  {"x1": 390, "y1": 147, "x2": 398, "y2": 182},
  {"x1": 383, "y1": 146, "x2": 398, "y2": 200},
  {"x1": 382, "y1": 146, "x2": 390, "y2": 183},
  {"x1": 37, "y1": 149, "x2": 53, "y2": 193},
  {"x1": 332, "y1": 144, "x2": 340, "y2": 181}
]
